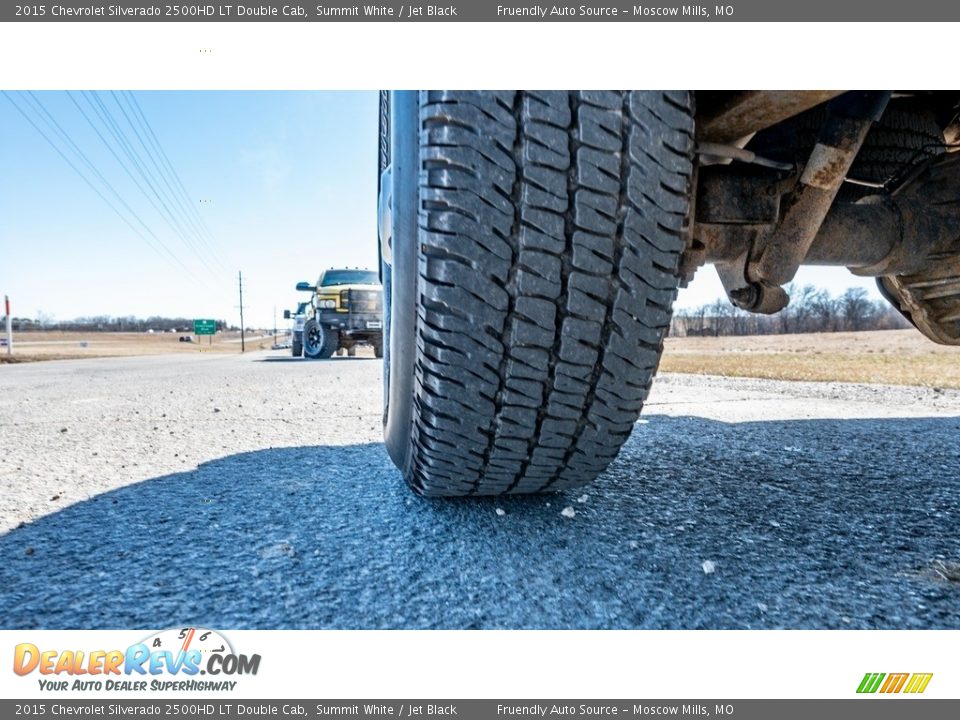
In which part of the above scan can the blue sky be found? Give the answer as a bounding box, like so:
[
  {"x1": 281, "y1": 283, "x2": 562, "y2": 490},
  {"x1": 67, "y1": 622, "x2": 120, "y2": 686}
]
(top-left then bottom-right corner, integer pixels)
[
  {"x1": 1, "y1": 91, "x2": 379, "y2": 329},
  {"x1": 0, "y1": 90, "x2": 879, "y2": 329}
]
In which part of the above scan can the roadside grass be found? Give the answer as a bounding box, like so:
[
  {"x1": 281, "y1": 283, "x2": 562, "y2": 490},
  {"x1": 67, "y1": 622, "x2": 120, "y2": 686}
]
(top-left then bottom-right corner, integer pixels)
[
  {"x1": 0, "y1": 330, "x2": 279, "y2": 363},
  {"x1": 4, "y1": 329, "x2": 958, "y2": 389},
  {"x1": 1, "y1": 353, "x2": 113, "y2": 364},
  {"x1": 660, "y1": 352, "x2": 960, "y2": 389},
  {"x1": 661, "y1": 329, "x2": 960, "y2": 389}
]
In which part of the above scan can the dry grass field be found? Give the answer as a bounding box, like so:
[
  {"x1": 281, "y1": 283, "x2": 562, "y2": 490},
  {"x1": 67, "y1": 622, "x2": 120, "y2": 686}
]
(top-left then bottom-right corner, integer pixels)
[
  {"x1": 662, "y1": 329, "x2": 960, "y2": 388},
  {"x1": 3, "y1": 328, "x2": 957, "y2": 389},
  {"x1": 0, "y1": 330, "x2": 280, "y2": 363}
]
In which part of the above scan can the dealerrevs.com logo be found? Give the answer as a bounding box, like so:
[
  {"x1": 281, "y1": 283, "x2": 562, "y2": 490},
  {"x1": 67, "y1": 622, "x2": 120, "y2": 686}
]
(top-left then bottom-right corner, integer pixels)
[
  {"x1": 857, "y1": 673, "x2": 933, "y2": 694},
  {"x1": 13, "y1": 627, "x2": 260, "y2": 692}
]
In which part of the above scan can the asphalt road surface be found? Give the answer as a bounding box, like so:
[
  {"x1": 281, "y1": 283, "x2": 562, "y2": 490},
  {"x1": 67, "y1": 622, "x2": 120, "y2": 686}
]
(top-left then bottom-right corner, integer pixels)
[{"x1": 1, "y1": 350, "x2": 958, "y2": 629}]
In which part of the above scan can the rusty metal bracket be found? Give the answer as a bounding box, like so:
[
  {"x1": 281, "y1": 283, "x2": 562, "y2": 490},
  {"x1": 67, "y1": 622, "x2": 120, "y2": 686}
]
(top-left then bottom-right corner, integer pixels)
[
  {"x1": 695, "y1": 150, "x2": 960, "y2": 340},
  {"x1": 689, "y1": 91, "x2": 960, "y2": 329},
  {"x1": 697, "y1": 91, "x2": 845, "y2": 144},
  {"x1": 818, "y1": 154, "x2": 960, "y2": 344},
  {"x1": 692, "y1": 167, "x2": 789, "y2": 312},
  {"x1": 747, "y1": 92, "x2": 891, "y2": 297}
]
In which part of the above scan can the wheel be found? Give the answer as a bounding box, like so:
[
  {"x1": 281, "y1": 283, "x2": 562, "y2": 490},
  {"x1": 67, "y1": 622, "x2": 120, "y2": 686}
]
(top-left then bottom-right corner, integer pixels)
[
  {"x1": 373, "y1": 339, "x2": 384, "y2": 358},
  {"x1": 302, "y1": 318, "x2": 337, "y2": 359},
  {"x1": 347, "y1": 346, "x2": 357, "y2": 357},
  {"x1": 381, "y1": 91, "x2": 695, "y2": 496},
  {"x1": 292, "y1": 339, "x2": 302, "y2": 357}
]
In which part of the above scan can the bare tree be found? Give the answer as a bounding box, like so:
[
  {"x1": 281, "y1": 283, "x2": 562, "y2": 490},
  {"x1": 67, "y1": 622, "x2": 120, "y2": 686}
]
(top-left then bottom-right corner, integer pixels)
[
  {"x1": 839, "y1": 288, "x2": 874, "y2": 331},
  {"x1": 678, "y1": 285, "x2": 910, "y2": 336},
  {"x1": 810, "y1": 290, "x2": 839, "y2": 332},
  {"x1": 790, "y1": 285, "x2": 821, "y2": 333},
  {"x1": 35, "y1": 310, "x2": 54, "y2": 329}
]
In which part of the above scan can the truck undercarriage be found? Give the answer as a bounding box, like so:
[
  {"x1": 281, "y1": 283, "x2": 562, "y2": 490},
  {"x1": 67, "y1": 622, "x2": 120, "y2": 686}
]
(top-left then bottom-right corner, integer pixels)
[{"x1": 688, "y1": 91, "x2": 960, "y2": 344}]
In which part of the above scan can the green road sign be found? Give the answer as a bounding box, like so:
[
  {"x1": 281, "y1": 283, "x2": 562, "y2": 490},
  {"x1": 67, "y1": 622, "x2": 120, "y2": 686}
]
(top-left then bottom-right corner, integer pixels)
[{"x1": 193, "y1": 319, "x2": 217, "y2": 335}]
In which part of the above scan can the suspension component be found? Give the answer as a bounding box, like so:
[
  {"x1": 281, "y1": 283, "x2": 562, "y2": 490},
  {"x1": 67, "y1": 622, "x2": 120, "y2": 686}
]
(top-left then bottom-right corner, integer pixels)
[{"x1": 743, "y1": 92, "x2": 891, "y2": 311}]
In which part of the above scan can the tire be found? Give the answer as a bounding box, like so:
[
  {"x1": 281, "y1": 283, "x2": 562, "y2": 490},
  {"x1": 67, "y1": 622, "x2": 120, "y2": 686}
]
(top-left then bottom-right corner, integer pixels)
[
  {"x1": 373, "y1": 339, "x2": 384, "y2": 358},
  {"x1": 347, "y1": 346, "x2": 357, "y2": 357},
  {"x1": 379, "y1": 90, "x2": 394, "y2": 425},
  {"x1": 382, "y1": 91, "x2": 695, "y2": 496},
  {"x1": 750, "y1": 102, "x2": 945, "y2": 201},
  {"x1": 302, "y1": 318, "x2": 337, "y2": 359},
  {"x1": 292, "y1": 339, "x2": 302, "y2": 357}
]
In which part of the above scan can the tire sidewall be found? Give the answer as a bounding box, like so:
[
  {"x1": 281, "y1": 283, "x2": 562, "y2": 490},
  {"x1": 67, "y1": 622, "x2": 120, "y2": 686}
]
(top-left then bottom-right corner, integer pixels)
[
  {"x1": 379, "y1": 90, "x2": 393, "y2": 422},
  {"x1": 381, "y1": 91, "x2": 420, "y2": 476}
]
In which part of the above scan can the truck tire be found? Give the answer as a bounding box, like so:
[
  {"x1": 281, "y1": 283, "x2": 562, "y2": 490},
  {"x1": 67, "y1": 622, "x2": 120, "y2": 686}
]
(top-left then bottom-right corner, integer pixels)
[
  {"x1": 292, "y1": 339, "x2": 302, "y2": 357},
  {"x1": 302, "y1": 318, "x2": 337, "y2": 359},
  {"x1": 382, "y1": 91, "x2": 695, "y2": 496}
]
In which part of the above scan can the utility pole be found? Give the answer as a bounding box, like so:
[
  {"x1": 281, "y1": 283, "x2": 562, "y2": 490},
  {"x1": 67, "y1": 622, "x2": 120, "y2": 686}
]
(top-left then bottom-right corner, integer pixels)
[
  {"x1": 4, "y1": 295, "x2": 12, "y2": 356},
  {"x1": 238, "y1": 271, "x2": 246, "y2": 353}
]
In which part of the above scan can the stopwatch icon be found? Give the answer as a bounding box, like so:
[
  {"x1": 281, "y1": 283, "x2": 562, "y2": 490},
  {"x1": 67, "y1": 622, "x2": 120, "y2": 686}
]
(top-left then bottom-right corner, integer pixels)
[{"x1": 141, "y1": 627, "x2": 234, "y2": 658}]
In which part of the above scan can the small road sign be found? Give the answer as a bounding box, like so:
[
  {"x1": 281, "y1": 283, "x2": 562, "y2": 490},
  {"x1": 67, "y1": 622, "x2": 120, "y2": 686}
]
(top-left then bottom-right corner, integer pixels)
[{"x1": 193, "y1": 319, "x2": 217, "y2": 335}]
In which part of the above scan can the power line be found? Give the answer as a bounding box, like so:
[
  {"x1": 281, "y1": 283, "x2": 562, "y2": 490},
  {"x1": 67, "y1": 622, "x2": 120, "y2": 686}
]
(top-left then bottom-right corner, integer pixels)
[
  {"x1": 109, "y1": 91, "x2": 225, "y2": 274},
  {"x1": 66, "y1": 90, "x2": 228, "y2": 287},
  {"x1": 84, "y1": 92, "x2": 195, "y2": 248},
  {"x1": 84, "y1": 91, "x2": 223, "y2": 281},
  {"x1": 82, "y1": 91, "x2": 233, "y2": 296},
  {"x1": 26, "y1": 90, "x2": 217, "y2": 286},
  {"x1": 8, "y1": 90, "x2": 239, "y2": 307},
  {"x1": 124, "y1": 91, "x2": 227, "y2": 268},
  {"x1": 3, "y1": 91, "x2": 199, "y2": 280},
  {"x1": 22, "y1": 92, "x2": 169, "y2": 250}
]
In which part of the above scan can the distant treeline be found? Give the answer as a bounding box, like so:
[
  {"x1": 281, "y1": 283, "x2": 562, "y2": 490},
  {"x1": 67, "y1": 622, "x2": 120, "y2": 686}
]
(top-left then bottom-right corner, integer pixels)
[
  {"x1": 671, "y1": 285, "x2": 911, "y2": 337},
  {"x1": 9, "y1": 315, "x2": 236, "y2": 333},
  {"x1": 7, "y1": 288, "x2": 907, "y2": 337}
]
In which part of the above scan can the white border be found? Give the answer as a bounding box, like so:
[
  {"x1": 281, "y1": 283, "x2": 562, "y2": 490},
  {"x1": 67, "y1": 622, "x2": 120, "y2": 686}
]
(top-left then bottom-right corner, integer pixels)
[
  {"x1": 1, "y1": 18, "x2": 958, "y2": 702},
  {"x1": 3, "y1": 629, "x2": 956, "y2": 699},
  {"x1": 0, "y1": 22, "x2": 959, "y2": 90}
]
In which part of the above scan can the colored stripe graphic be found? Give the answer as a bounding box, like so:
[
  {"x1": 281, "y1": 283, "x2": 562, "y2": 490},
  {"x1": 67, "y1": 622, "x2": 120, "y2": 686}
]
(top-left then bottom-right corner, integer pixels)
[
  {"x1": 857, "y1": 673, "x2": 885, "y2": 693},
  {"x1": 880, "y1": 673, "x2": 909, "y2": 693},
  {"x1": 904, "y1": 673, "x2": 934, "y2": 694},
  {"x1": 857, "y1": 672, "x2": 932, "y2": 694}
]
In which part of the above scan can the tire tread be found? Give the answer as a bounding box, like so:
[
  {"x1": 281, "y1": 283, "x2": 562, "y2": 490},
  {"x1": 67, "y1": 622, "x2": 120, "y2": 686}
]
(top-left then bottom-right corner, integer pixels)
[{"x1": 407, "y1": 91, "x2": 694, "y2": 496}]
